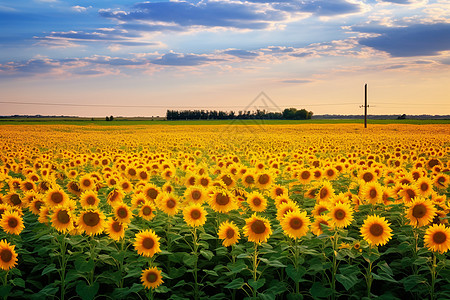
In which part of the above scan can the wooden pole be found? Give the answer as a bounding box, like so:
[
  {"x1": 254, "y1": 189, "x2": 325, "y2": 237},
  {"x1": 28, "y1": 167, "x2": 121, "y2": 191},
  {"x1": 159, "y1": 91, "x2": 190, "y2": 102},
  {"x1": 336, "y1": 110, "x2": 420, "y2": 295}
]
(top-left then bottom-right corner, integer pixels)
[{"x1": 364, "y1": 84, "x2": 367, "y2": 128}]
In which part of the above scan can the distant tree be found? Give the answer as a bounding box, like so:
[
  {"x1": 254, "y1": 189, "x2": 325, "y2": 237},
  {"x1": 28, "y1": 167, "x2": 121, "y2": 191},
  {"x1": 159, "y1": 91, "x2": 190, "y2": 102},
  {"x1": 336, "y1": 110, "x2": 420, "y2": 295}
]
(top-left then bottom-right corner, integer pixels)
[
  {"x1": 105, "y1": 116, "x2": 110, "y2": 121},
  {"x1": 397, "y1": 114, "x2": 406, "y2": 119},
  {"x1": 110, "y1": 115, "x2": 114, "y2": 121}
]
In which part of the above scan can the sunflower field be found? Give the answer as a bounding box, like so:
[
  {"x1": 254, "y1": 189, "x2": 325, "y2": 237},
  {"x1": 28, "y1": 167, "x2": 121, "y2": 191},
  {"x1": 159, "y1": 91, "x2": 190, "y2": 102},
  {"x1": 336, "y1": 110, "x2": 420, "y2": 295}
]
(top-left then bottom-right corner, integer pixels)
[{"x1": 0, "y1": 123, "x2": 449, "y2": 300}]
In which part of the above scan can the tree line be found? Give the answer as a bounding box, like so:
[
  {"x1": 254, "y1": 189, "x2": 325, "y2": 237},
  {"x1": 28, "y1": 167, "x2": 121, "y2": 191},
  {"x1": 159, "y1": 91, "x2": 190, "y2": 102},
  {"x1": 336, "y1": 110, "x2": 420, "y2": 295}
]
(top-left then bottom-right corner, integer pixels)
[{"x1": 166, "y1": 108, "x2": 313, "y2": 120}]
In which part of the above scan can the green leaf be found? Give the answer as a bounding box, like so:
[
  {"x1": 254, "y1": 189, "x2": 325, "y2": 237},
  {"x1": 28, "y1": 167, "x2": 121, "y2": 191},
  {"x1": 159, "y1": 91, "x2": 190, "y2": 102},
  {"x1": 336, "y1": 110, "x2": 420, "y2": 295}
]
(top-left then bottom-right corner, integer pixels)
[
  {"x1": 336, "y1": 273, "x2": 358, "y2": 291},
  {"x1": 237, "y1": 253, "x2": 251, "y2": 259},
  {"x1": 200, "y1": 249, "x2": 214, "y2": 260},
  {"x1": 309, "y1": 282, "x2": 332, "y2": 298},
  {"x1": 259, "y1": 258, "x2": 286, "y2": 268},
  {"x1": 287, "y1": 293, "x2": 303, "y2": 300},
  {"x1": 200, "y1": 232, "x2": 216, "y2": 240},
  {"x1": 76, "y1": 281, "x2": 99, "y2": 300},
  {"x1": 11, "y1": 278, "x2": 25, "y2": 288},
  {"x1": 155, "y1": 285, "x2": 170, "y2": 293},
  {"x1": 225, "y1": 278, "x2": 244, "y2": 289},
  {"x1": 75, "y1": 258, "x2": 95, "y2": 273},
  {"x1": 372, "y1": 272, "x2": 397, "y2": 283},
  {"x1": 42, "y1": 264, "x2": 57, "y2": 276},
  {"x1": 168, "y1": 267, "x2": 187, "y2": 279},
  {"x1": 286, "y1": 265, "x2": 306, "y2": 283},
  {"x1": 259, "y1": 293, "x2": 276, "y2": 300},
  {"x1": 402, "y1": 275, "x2": 425, "y2": 292},
  {"x1": 0, "y1": 285, "x2": 12, "y2": 297},
  {"x1": 203, "y1": 269, "x2": 218, "y2": 277},
  {"x1": 248, "y1": 278, "x2": 265, "y2": 290},
  {"x1": 183, "y1": 254, "x2": 198, "y2": 267},
  {"x1": 227, "y1": 261, "x2": 248, "y2": 275}
]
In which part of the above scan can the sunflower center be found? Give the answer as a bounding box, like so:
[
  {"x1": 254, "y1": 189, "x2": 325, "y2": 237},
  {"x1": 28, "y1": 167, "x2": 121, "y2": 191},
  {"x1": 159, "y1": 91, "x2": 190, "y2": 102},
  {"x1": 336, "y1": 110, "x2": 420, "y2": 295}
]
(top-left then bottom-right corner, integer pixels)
[
  {"x1": 363, "y1": 172, "x2": 374, "y2": 182},
  {"x1": 406, "y1": 189, "x2": 416, "y2": 199},
  {"x1": 369, "y1": 189, "x2": 377, "y2": 199},
  {"x1": 334, "y1": 209, "x2": 346, "y2": 220},
  {"x1": 82, "y1": 179, "x2": 91, "y2": 187},
  {"x1": 10, "y1": 194, "x2": 21, "y2": 206},
  {"x1": 428, "y1": 159, "x2": 439, "y2": 168},
  {"x1": 412, "y1": 204, "x2": 427, "y2": 219},
  {"x1": 251, "y1": 220, "x2": 266, "y2": 234},
  {"x1": 318, "y1": 207, "x2": 327, "y2": 215},
  {"x1": 34, "y1": 200, "x2": 43, "y2": 210},
  {"x1": 57, "y1": 210, "x2": 70, "y2": 224},
  {"x1": 437, "y1": 176, "x2": 445, "y2": 186},
  {"x1": 117, "y1": 207, "x2": 128, "y2": 218},
  {"x1": 51, "y1": 192, "x2": 63, "y2": 204},
  {"x1": 319, "y1": 188, "x2": 328, "y2": 199},
  {"x1": 188, "y1": 177, "x2": 196, "y2": 185},
  {"x1": 128, "y1": 169, "x2": 137, "y2": 176},
  {"x1": 258, "y1": 174, "x2": 269, "y2": 185},
  {"x1": 69, "y1": 182, "x2": 80, "y2": 193},
  {"x1": 216, "y1": 194, "x2": 230, "y2": 206},
  {"x1": 200, "y1": 178, "x2": 209, "y2": 186},
  {"x1": 122, "y1": 182, "x2": 130, "y2": 190},
  {"x1": 0, "y1": 249, "x2": 12, "y2": 263},
  {"x1": 112, "y1": 221, "x2": 122, "y2": 233},
  {"x1": 245, "y1": 176, "x2": 255, "y2": 184},
  {"x1": 109, "y1": 179, "x2": 117, "y2": 185},
  {"x1": 327, "y1": 170, "x2": 334, "y2": 177},
  {"x1": 139, "y1": 171, "x2": 148, "y2": 180},
  {"x1": 290, "y1": 217, "x2": 303, "y2": 230},
  {"x1": 252, "y1": 197, "x2": 262, "y2": 207},
  {"x1": 142, "y1": 206, "x2": 152, "y2": 216},
  {"x1": 275, "y1": 188, "x2": 283, "y2": 196},
  {"x1": 192, "y1": 191, "x2": 202, "y2": 200},
  {"x1": 190, "y1": 209, "x2": 201, "y2": 220},
  {"x1": 221, "y1": 175, "x2": 233, "y2": 186},
  {"x1": 147, "y1": 189, "x2": 158, "y2": 200},
  {"x1": 226, "y1": 228, "x2": 235, "y2": 239},
  {"x1": 86, "y1": 196, "x2": 96, "y2": 205},
  {"x1": 24, "y1": 182, "x2": 33, "y2": 190},
  {"x1": 146, "y1": 272, "x2": 158, "y2": 283},
  {"x1": 143, "y1": 237, "x2": 155, "y2": 249},
  {"x1": 433, "y1": 231, "x2": 447, "y2": 244},
  {"x1": 83, "y1": 212, "x2": 100, "y2": 227},
  {"x1": 8, "y1": 218, "x2": 18, "y2": 228},
  {"x1": 300, "y1": 171, "x2": 310, "y2": 180},
  {"x1": 420, "y1": 183, "x2": 429, "y2": 192},
  {"x1": 166, "y1": 199, "x2": 176, "y2": 209},
  {"x1": 314, "y1": 171, "x2": 321, "y2": 177},
  {"x1": 369, "y1": 223, "x2": 384, "y2": 237}
]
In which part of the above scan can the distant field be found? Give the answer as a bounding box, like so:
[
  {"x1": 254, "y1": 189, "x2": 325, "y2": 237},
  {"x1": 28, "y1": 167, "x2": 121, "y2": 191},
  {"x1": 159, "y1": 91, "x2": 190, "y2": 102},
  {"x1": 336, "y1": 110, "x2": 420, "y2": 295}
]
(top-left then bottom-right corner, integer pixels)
[{"x1": 0, "y1": 118, "x2": 449, "y2": 125}]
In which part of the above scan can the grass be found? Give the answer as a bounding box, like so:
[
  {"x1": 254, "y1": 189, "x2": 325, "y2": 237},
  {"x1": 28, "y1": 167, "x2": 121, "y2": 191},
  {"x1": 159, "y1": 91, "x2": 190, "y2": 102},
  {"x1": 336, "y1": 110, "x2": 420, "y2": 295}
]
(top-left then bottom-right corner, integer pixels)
[{"x1": 0, "y1": 118, "x2": 449, "y2": 126}]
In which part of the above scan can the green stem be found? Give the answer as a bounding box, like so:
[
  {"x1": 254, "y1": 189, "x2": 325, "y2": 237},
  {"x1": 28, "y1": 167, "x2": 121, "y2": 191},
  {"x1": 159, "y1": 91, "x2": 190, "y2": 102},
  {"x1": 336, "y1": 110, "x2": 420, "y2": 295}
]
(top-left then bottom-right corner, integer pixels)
[
  {"x1": 366, "y1": 246, "x2": 374, "y2": 299},
  {"x1": 331, "y1": 231, "x2": 338, "y2": 300},
  {"x1": 2, "y1": 270, "x2": 9, "y2": 300},
  {"x1": 412, "y1": 226, "x2": 419, "y2": 275},
  {"x1": 251, "y1": 243, "x2": 259, "y2": 299},
  {"x1": 59, "y1": 234, "x2": 68, "y2": 300},
  {"x1": 192, "y1": 227, "x2": 199, "y2": 300},
  {"x1": 89, "y1": 236, "x2": 96, "y2": 286},
  {"x1": 294, "y1": 238, "x2": 300, "y2": 295},
  {"x1": 119, "y1": 238, "x2": 125, "y2": 288},
  {"x1": 430, "y1": 253, "x2": 437, "y2": 300}
]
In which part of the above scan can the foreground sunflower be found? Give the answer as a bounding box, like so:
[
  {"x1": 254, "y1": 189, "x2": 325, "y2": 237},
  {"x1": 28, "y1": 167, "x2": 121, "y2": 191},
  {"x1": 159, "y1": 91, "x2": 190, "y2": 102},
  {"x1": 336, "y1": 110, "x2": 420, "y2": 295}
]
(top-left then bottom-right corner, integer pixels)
[
  {"x1": 77, "y1": 209, "x2": 106, "y2": 236},
  {"x1": 157, "y1": 193, "x2": 180, "y2": 216},
  {"x1": 329, "y1": 202, "x2": 354, "y2": 228},
  {"x1": 246, "y1": 191, "x2": 267, "y2": 212},
  {"x1": 424, "y1": 224, "x2": 450, "y2": 253},
  {"x1": 281, "y1": 210, "x2": 311, "y2": 239},
  {"x1": 360, "y1": 215, "x2": 393, "y2": 246},
  {"x1": 0, "y1": 211, "x2": 25, "y2": 235},
  {"x1": 45, "y1": 187, "x2": 69, "y2": 208},
  {"x1": 243, "y1": 213, "x2": 272, "y2": 244},
  {"x1": 141, "y1": 267, "x2": 164, "y2": 289},
  {"x1": 139, "y1": 201, "x2": 156, "y2": 221},
  {"x1": 0, "y1": 240, "x2": 18, "y2": 270},
  {"x1": 406, "y1": 197, "x2": 436, "y2": 227},
  {"x1": 217, "y1": 221, "x2": 240, "y2": 247},
  {"x1": 113, "y1": 202, "x2": 133, "y2": 224},
  {"x1": 50, "y1": 206, "x2": 74, "y2": 233},
  {"x1": 134, "y1": 229, "x2": 161, "y2": 257},
  {"x1": 209, "y1": 190, "x2": 236, "y2": 213},
  {"x1": 106, "y1": 217, "x2": 128, "y2": 241},
  {"x1": 311, "y1": 215, "x2": 333, "y2": 236},
  {"x1": 79, "y1": 190, "x2": 100, "y2": 208}
]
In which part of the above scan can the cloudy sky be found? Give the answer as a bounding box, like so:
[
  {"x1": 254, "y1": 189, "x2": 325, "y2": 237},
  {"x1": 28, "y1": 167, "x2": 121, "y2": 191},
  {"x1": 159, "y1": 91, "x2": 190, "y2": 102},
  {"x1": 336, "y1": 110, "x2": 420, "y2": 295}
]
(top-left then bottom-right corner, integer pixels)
[{"x1": 0, "y1": 0, "x2": 449, "y2": 117}]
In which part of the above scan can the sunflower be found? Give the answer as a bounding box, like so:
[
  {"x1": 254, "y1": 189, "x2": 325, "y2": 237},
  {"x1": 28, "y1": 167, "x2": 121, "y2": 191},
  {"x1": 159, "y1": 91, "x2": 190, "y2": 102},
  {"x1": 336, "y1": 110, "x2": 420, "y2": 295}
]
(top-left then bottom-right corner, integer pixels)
[
  {"x1": 20, "y1": 180, "x2": 36, "y2": 192},
  {"x1": 131, "y1": 193, "x2": 147, "y2": 209},
  {"x1": 0, "y1": 211, "x2": 24, "y2": 235},
  {"x1": 271, "y1": 185, "x2": 287, "y2": 199},
  {"x1": 329, "y1": 202, "x2": 354, "y2": 228},
  {"x1": 139, "y1": 201, "x2": 156, "y2": 221},
  {"x1": 141, "y1": 267, "x2": 164, "y2": 289},
  {"x1": 185, "y1": 173, "x2": 197, "y2": 187},
  {"x1": 79, "y1": 174, "x2": 96, "y2": 191},
  {"x1": 361, "y1": 182, "x2": 383, "y2": 204},
  {"x1": 415, "y1": 177, "x2": 433, "y2": 197},
  {"x1": 78, "y1": 209, "x2": 106, "y2": 236},
  {"x1": 157, "y1": 193, "x2": 180, "y2": 216},
  {"x1": 298, "y1": 169, "x2": 313, "y2": 184},
  {"x1": 359, "y1": 169, "x2": 377, "y2": 184},
  {"x1": 247, "y1": 191, "x2": 267, "y2": 212},
  {"x1": 219, "y1": 174, "x2": 235, "y2": 189},
  {"x1": 398, "y1": 185, "x2": 419, "y2": 203},
  {"x1": 317, "y1": 181, "x2": 335, "y2": 202},
  {"x1": 38, "y1": 206, "x2": 51, "y2": 224},
  {"x1": 50, "y1": 206, "x2": 74, "y2": 233},
  {"x1": 209, "y1": 190, "x2": 236, "y2": 213},
  {"x1": 281, "y1": 210, "x2": 311, "y2": 239},
  {"x1": 184, "y1": 186, "x2": 208, "y2": 204},
  {"x1": 107, "y1": 188, "x2": 124, "y2": 205},
  {"x1": 5, "y1": 192, "x2": 23, "y2": 208},
  {"x1": 311, "y1": 215, "x2": 332, "y2": 236},
  {"x1": 0, "y1": 240, "x2": 18, "y2": 270},
  {"x1": 45, "y1": 187, "x2": 69, "y2": 208},
  {"x1": 137, "y1": 169, "x2": 149, "y2": 182},
  {"x1": 80, "y1": 190, "x2": 100, "y2": 208},
  {"x1": 433, "y1": 174, "x2": 449, "y2": 190},
  {"x1": 183, "y1": 204, "x2": 207, "y2": 227},
  {"x1": 106, "y1": 217, "x2": 128, "y2": 241},
  {"x1": 276, "y1": 201, "x2": 300, "y2": 221},
  {"x1": 426, "y1": 158, "x2": 442, "y2": 170},
  {"x1": 360, "y1": 215, "x2": 393, "y2": 246},
  {"x1": 312, "y1": 168, "x2": 323, "y2": 181},
  {"x1": 217, "y1": 221, "x2": 240, "y2": 247},
  {"x1": 119, "y1": 179, "x2": 133, "y2": 193},
  {"x1": 323, "y1": 167, "x2": 339, "y2": 181},
  {"x1": 305, "y1": 186, "x2": 319, "y2": 199},
  {"x1": 197, "y1": 175, "x2": 211, "y2": 188},
  {"x1": 143, "y1": 184, "x2": 161, "y2": 202},
  {"x1": 113, "y1": 203, "x2": 133, "y2": 224},
  {"x1": 311, "y1": 201, "x2": 331, "y2": 217},
  {"x1": 381, "y1": 187, "x2": 396, "y2": 205},
  {"x1": 243, "y1": 213, "x2": 272, "y2": 244},
  {"x1": 162, "y1": 182, "x2": 175, "y2": 194},
  {"x1": 274, "y1": 195, "x2": 291, "y2": 208},
  {"x1": 406, "y1": 197, "x2": 436, "y2": 227},
  {"x1": 125, "y1": 166, "x2": 138, "y2": 180},
  {"x1": 242, "y1": 171, "x2": 257, "y2": 188},
  {"x1": 424, "y1": 224, "x2": 450, "y2": 253},
  {"x1": 134, "y1": 229, "x2": 161, "y2": 257},
  {"x1": 66, "y1": 181, "x2": 82, "y2": 196}
]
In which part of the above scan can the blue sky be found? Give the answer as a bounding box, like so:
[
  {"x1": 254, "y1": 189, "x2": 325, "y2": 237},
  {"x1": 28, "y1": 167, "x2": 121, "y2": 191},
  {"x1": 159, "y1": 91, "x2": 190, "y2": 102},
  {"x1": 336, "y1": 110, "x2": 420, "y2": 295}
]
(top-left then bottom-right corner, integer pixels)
[{"x1": 0, "y1": 0, "x2": 449, "y2": 117}]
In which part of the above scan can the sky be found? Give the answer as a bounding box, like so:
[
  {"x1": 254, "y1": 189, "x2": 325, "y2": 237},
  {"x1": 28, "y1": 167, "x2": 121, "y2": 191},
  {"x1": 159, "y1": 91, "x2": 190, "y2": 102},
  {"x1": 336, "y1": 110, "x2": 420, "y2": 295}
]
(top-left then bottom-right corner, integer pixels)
[{"x1": 0, "y1": 0, "x2": 449, "y2": 117}]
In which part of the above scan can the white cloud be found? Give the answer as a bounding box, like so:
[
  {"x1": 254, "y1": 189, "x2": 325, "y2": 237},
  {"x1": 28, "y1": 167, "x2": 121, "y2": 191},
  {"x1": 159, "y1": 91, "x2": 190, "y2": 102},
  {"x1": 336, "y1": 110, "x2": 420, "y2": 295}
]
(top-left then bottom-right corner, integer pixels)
[{"x1": 71, "y1": 5, "x2": 92, "y2": 13}]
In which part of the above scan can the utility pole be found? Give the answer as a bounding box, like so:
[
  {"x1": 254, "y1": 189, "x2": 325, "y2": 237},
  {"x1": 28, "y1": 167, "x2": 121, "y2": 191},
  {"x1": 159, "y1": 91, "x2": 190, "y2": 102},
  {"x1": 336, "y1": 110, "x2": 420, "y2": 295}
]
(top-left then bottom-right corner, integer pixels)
[{"x1": 360, "y1": 83, "x2": 369, "y2": 128}]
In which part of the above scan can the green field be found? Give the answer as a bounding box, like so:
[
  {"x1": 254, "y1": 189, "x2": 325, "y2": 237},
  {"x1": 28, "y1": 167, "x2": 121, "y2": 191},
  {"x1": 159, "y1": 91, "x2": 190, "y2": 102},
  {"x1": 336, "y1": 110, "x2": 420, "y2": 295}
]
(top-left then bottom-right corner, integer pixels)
[{"x1": 0, "y1": 118, "x2": 449, "y2": 126}]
